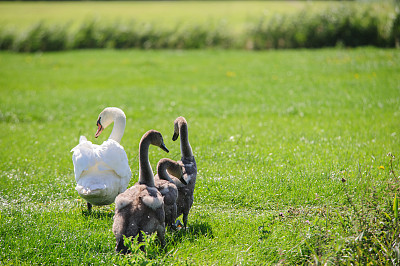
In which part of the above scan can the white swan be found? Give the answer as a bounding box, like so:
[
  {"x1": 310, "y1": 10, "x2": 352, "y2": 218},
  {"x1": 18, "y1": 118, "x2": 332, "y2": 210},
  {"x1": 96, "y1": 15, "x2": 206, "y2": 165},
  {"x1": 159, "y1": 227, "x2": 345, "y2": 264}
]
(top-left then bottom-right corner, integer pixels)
[{"x1": 71, "y1": 107, "x2": 132, "y2": 211}]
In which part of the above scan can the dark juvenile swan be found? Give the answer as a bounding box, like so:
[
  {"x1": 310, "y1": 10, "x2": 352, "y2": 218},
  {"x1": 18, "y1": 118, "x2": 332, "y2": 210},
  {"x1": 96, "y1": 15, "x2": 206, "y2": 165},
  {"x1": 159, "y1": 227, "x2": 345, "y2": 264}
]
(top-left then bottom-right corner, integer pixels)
[
  {"x1": 71, "y1": 107, "x2": 132, "y2": 212},
  {"x1": 172, "y1": 116, "x2": 197, "y2": 228},
  {"x1": 112, "y1": 130, "x2": 169, "y2": 254},
  {"x1": 154, "y1": 158, "x2": 186, "y2": 229}
]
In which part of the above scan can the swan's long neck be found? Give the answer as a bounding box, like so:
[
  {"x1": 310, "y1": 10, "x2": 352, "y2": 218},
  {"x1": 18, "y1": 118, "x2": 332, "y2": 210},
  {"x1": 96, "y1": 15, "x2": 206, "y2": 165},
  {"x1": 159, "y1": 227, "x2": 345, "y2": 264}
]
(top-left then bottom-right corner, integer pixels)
[
  {"x1": 139, "y1": 138, "x2": 155, "y2": 187},
  {"x1": 109, "y1": 113, "x2": 126, "y2": 143},
  {"x1": 158, "y1": 161, "x2": 174, "y2": 183},
  {"x1": 179, "y1": 123, "x2": 193, "y2": 159}
]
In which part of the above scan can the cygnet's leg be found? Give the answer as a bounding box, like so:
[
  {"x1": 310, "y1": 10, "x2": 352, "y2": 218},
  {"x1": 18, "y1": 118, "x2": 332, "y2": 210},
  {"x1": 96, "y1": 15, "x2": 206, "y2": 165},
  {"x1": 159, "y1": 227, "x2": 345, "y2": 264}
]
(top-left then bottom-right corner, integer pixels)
[
  {"x1": 114, "y1": 214, "x2": 138, "y2": 254},
  {"x1": 165, "y1": 204, "x2": 177, "y2": 228},
  {"x1": 168, "y1": 204, "x2": 178, "y2": 229},
  {"x1": 138, "y1": 231, "x2": 145, "y2": 251},
  {"x1": 115, "y1": 236, "x2": 128, "y2": 254},
  {"x1": 157, "y1": 224, "x2": 166, "y2": 247},
  {"x1": 87, "y1": 202, "x2": 92, "y2": 212},
  {"x1": 183, "y1": 212, "x2": 189, "y2": 228},
  {"x1": 118, "y1": 225, "x2": 139, "y2": 254}
]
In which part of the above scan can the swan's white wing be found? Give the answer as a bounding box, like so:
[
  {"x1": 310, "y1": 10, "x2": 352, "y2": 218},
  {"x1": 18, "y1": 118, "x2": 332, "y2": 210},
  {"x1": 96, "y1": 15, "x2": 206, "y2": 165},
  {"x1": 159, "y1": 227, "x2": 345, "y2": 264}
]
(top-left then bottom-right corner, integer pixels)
[
  {"x1": 96, "y1": 139, "x2": 132, "y2": 190},
  {"x1": 71, "y1": 138, "x2": 132, "y2": 190},
  {"x1": 71, "y1": 137, "x2": 97, "y2": 182}
]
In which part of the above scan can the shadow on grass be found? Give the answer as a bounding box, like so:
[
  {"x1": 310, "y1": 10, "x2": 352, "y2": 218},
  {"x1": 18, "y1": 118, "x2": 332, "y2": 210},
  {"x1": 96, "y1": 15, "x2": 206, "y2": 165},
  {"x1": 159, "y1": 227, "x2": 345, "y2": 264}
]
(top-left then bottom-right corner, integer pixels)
[
  {"x1": 166, "y1": 220, "x2": 214, "y2": 246},
  {"x1": 81, "y1": 209, "x2": 114, "y2": 219}
]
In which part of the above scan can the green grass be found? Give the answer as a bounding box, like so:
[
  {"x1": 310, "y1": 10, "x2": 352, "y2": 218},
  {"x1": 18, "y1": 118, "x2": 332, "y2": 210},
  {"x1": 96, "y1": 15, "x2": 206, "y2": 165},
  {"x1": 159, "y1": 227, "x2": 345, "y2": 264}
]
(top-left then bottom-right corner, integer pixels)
[{"x1": 0, "y1": 48, "x2": 399, "y2": 264}]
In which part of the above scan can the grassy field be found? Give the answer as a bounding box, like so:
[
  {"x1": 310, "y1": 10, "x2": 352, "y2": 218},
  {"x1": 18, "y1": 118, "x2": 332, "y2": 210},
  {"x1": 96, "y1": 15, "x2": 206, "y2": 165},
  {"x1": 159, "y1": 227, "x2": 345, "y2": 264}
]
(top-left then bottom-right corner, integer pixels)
[
  {"x1": 0, "y1": 47, "x2": 399, "y2": 264},
  {"x1": 0, "y1": 1, "x2": 393, "y2": 32}
]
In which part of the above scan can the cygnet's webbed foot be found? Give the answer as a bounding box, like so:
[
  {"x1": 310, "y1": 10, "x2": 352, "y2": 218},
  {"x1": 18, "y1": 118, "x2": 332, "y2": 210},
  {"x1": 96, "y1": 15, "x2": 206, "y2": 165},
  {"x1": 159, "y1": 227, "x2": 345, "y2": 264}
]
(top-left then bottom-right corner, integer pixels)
[
  {"x1": 183, "y1": 214, "x2": 188, "y2": 229},
  {"x1": 174, "y1": 220, "x2": 185, "y2": 230}
]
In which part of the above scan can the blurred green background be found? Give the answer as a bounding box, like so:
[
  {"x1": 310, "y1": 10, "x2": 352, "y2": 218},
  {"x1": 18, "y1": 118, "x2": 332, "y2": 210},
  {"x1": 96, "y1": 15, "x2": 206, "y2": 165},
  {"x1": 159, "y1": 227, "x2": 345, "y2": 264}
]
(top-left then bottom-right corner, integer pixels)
[{"x1": 0, "y1": 1, "x2": 398, "y2": 51}]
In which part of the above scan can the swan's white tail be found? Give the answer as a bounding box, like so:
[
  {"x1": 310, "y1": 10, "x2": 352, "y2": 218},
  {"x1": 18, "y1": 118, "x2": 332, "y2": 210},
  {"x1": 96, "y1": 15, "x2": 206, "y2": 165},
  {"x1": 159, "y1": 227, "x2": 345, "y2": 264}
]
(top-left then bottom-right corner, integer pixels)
[{"x1": 79, "y1": 135, "x2": 88, "y2": 143}]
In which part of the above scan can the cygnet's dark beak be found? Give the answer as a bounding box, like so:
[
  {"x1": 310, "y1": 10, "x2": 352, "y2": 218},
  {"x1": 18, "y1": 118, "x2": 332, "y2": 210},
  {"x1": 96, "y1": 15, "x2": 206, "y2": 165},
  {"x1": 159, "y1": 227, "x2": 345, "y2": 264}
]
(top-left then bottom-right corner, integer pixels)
[
  {"x1": 179, "y1": 175, "x2": 188, "y2": 185},
  {"x1": 95, "y1": 118, "x2": 103, "y2": 138},
  {"x1": 160, "y1": 143, "x2": 169, "y2": 153},
  {"x1": 172, "y1": 132, "x2": 179, "y2": 141}
]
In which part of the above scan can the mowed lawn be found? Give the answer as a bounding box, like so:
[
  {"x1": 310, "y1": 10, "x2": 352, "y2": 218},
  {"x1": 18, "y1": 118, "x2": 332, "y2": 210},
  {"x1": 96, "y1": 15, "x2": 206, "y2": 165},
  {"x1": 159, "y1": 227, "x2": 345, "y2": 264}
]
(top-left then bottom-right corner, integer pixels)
[{"x1": 0, "y1": 48, "x2": 399, "y2": 264}]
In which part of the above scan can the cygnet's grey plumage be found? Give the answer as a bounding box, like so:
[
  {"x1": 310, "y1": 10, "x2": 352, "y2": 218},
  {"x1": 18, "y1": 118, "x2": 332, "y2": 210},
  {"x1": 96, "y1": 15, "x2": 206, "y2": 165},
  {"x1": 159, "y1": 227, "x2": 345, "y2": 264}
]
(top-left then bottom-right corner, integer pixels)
[
  {"x1": 172, "y1": 116, "x2": 197, "y2": 228},
  {"x1": 154, "y1": 158, "x2": 185, "y2": 228},
  {"x1": 112, "y1": 130, "x2": 169, "y2": 254}
]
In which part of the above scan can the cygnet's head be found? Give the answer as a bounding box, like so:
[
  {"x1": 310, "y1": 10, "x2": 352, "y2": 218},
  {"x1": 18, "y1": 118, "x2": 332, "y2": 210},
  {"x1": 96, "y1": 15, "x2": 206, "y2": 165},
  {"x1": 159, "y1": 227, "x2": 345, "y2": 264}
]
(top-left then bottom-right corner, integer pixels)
[
  {"x1": 158, "y1": 158, "x2": 187, "y2": 185},
  {"x1": 142, "y1": 130, "x2": 169, "y2": 153},
  {"x1": 172, "y1": 116, "x2": 187, "y2": 141},
  {"x1": 173, "y1": 162, "x2": 187, "y2": 185}
]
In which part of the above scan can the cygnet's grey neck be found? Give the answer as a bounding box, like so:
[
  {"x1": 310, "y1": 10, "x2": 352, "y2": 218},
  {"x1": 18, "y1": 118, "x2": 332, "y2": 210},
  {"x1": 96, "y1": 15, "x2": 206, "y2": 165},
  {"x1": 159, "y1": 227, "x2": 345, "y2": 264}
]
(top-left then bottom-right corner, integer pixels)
[
  {"x1": 158, "y1": 159, "x2": 176, "y2": 183},
  {"x1": 179, "y1": 123, "x2": 193, "y2": 159},
  {"x1": 139, "y1": 138, "x2": 155, "y2": 187}
]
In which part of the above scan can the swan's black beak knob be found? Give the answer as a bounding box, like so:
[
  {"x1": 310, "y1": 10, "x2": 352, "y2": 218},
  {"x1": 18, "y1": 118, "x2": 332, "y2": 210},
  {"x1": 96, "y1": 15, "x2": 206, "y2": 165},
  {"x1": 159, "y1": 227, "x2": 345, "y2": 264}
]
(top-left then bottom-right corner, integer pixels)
[{"x1": 95, "y1": 118, "x2": 103, "y2": 138}]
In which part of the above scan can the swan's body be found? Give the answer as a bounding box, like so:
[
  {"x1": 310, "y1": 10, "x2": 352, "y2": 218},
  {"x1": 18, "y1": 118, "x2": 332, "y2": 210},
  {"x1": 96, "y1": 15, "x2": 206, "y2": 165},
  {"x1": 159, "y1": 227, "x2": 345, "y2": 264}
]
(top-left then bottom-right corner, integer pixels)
[
  {"x1": 154, "y1": 158, "x2": 185, "y2": 228},
  {"x1": 113, "y1": 130, "x2": 169, "y2": 254},
  {"x1": 172, "y1": 117, "x2": 197, "y2": 228},
  {"x1": 71, "y1": 107, "x2": 131, "y2": 211}
]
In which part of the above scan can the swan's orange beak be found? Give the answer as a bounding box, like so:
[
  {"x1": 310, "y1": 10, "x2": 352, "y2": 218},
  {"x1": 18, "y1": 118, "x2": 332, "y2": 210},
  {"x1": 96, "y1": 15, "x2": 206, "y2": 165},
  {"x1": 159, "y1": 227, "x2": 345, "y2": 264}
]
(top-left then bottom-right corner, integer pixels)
[{"x1": 95, "y1": 119, "x2": 103, "y2": 138}]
